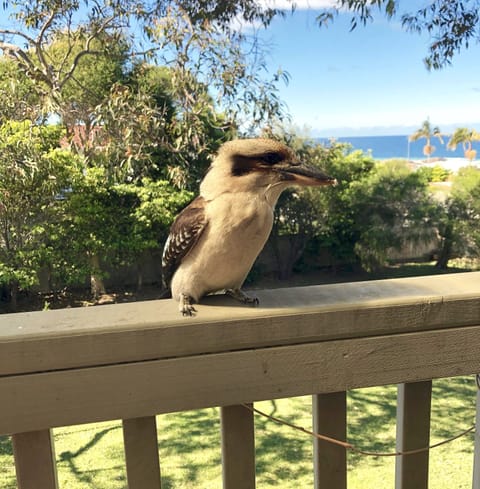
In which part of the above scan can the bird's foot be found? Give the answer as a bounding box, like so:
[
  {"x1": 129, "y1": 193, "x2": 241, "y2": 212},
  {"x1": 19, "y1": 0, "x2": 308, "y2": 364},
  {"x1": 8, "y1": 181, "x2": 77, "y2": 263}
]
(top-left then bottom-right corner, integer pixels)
[
  {"x1": 226, "y1": 288, "x2": 259, "y2": 307},
  {"x1": 179, "y1": 293, "x2": 197, "y2": 316}
]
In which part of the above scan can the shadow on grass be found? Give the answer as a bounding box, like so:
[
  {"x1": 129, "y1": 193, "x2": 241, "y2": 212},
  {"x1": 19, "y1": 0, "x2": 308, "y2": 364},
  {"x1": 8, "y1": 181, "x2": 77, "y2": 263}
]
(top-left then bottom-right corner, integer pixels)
[
  {"x1": 346, "y1": 376, "x2": 477, "y2": 464},
  {"x1": 347, "y1": 387, "x2": 397, "y2": 465},
  {"x1": 57, "y1": 425, "x2": 123, "y2": 487},
  {"x1": 256, "y1": 417, "x2": 311, "y2": 483},
  {"x1": 159, "y1": 403, "x2": 312, "y2": 485},
  {"x1": 159, "y1": 408, "x2": 221, "y2": 485},
  {"x1": 431, "y1": 376, "x2": 477, "y2": 453},
  {"x1": 0, "y1": 435, "x2": 13, "y2": 456}
]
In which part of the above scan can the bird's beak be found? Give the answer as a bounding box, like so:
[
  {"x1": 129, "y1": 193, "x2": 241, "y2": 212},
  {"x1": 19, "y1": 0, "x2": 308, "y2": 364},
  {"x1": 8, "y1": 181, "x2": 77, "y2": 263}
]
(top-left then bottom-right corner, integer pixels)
[{"x1": 281, "y1": 162, "x2": 337, "y2": 187}]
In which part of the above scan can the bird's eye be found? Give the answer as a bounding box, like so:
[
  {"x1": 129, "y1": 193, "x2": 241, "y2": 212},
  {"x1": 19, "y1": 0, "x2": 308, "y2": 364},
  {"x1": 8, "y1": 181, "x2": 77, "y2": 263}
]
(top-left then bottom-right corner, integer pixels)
[{"x1": 261, "y1": 152, "x2": 284, "y2": 165}]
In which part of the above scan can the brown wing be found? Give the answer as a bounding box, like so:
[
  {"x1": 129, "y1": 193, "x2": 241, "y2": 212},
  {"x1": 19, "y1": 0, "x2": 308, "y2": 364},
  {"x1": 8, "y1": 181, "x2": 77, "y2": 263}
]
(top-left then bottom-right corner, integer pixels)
[{"x1": 161, "y1": 196, "x2": 208, "y2": 289}]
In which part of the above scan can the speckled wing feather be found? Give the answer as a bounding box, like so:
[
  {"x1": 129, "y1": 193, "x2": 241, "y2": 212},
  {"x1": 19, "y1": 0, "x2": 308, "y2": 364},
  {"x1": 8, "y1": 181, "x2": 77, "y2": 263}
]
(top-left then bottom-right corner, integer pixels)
[{"x1": 161, "y1": 196, "x2": 208, "y2": 289}]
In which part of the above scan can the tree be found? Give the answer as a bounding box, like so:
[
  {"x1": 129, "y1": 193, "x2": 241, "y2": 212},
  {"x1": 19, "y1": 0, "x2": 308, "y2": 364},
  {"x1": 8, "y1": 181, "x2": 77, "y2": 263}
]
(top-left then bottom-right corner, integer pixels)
[
  {"x1": 349, "y1": 160, "x2": 439, "y2": 271},
  {"x1": 308, "y1": 143, "x2": 376, "y2": 270},
  {"x1": 435, "y1": 166, "x2": 480, "y2": 268},
  {"x1": 0, "y1": 1, "x2": 286, "y2": 303},
  {"x1": 0, "y1": 1, "x2": 287, "y2": 156},
  {"x1": 1, "y1": 1, "x2": 289, "y2": 191},
  {"x1": 0, "y1": 120, "x2": 78, "y2": 310},
  {"x1": 317, "y1": 0, "x2": 480, "y2": 70},
  {"x1": 270, "y1": 189, "x2": 320, "y2": 280},
  {"x1": 52, "y1": 169, "x2": 193, "y2": 298},
  {"x1": 45, "y1": 31, "x2": 129, "y2": 136},
  {"x1": 280, "y1": 141, "x2": 438, "y2": 274},
  {"x1": 266, "y1": 134, "x2": 345, "y2": 278},
  {"x1": 447, "y1": 127, "x2": 480, "y2": 161},
  {"x1": 145, "y1": 4, "x2": 289, "y2": 185},
  {"x1": 0, "y1": 58, "x2": 42, "y2": 122},
  {"x1": 409, "y1": 119, "x2": 444, "y2": 161},
  {"x1": 416, "y1": 165, "x2": 451, "y2": 183}
]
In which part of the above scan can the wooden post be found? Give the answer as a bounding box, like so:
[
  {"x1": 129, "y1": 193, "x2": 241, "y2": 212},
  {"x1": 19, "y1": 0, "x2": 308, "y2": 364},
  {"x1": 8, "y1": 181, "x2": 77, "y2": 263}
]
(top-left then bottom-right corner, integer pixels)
[
  {"x1": 473, "y1": 376, "x2": 480, "y2": 489},
  {"x1": 221, "y1": 404, "x2": 256, "y2": 489},
  {"x1": 313, "y1": 392, "x2": 347, "y2": 489},
  {"x1": 123, "y1": 416, "x2": 161, "y2": 489},
  {"x1": 12, "y1": 429, "x2": 58, "y2": 489},
  {"x1": 395, "y1": 381, "x2": 432, "y2": 489}
]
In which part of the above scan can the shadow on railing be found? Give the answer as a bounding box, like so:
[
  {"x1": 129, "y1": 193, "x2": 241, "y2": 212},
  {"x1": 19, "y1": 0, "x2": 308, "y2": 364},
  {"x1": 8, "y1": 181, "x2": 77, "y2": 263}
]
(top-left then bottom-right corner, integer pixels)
[{"x1": 1, "y1": 272, "x2": 480, "y2": 489}]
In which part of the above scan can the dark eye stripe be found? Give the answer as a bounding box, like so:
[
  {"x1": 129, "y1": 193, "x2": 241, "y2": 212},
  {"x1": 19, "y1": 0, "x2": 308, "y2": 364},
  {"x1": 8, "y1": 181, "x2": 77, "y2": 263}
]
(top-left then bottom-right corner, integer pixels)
[{"x1": 262, "y1": 152, "x2": 284, "y2": 165}]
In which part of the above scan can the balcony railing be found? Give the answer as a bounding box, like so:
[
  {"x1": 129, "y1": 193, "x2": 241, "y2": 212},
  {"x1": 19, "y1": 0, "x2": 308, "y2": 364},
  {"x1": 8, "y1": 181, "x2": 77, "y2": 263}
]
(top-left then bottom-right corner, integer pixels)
[{"x1": 1, "y1": 271, "x2": 480, "y2": 489}]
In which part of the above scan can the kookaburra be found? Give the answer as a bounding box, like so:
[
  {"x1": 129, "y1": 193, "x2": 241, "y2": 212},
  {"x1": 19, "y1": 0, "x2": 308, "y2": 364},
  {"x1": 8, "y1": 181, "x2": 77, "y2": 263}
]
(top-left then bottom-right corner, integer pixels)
[{"x1": 162, "y1": 138, "x2": 336, "y2": 315}]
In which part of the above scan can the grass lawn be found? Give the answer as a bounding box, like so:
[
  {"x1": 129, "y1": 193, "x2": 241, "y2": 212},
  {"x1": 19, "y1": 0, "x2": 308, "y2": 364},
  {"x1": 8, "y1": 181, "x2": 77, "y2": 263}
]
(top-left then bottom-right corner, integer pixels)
[{"x1": 1, "y1": 376, "x2": 477, "y2": 488}]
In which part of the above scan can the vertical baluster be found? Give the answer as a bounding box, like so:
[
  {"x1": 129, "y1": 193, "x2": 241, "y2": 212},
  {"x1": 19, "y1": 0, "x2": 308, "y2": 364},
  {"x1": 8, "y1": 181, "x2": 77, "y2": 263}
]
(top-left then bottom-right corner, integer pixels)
[
  {"x1": 12, "y1": 429, "x2": 58, "y2": 489},
  {"x1": 123, "y1": 416, "x2": 161, "y2": 489},
  {"x1": 221, "y1": 404, "x2": 256, "y2": 489},
  {"x1": 473, "y1": 375, "x2": 480, "y2": 489},
  {"x1": 313, "y1": 392, "x2": 347, "y2": 489},
  {"x1": 395, "y1": 381, "x2": 432, "y2": 489}
]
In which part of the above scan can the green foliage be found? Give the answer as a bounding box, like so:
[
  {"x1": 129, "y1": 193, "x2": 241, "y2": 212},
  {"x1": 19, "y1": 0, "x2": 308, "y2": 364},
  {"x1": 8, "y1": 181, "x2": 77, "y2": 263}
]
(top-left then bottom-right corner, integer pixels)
[
  {"x1": 416, "y1": 165, "x2": 451, "y2": 183},
  {"x1": 447, "y1": 167, "x2": 480, "y2": 258},
  {"x1": 0, "y1": 58, "x2": 42, "y2": 121},
  {"x1": 447, "y1": 128, "x2": 480, "y2": 160},
  {"x1": 0, "y1": 121, "x2": 79, "y2": 298},
  {"x1": 409, "y1": 119, "x2": 444, "y2": 159},
  {"x1": 306, "y1": 143, "x2": 377, "y2": 268},
  {"x1": 51, "y1": 169, "x2": 193, "y2": 287},
  {"x1": 91, "y1": 83, "x2": 171, "y2": 184},
  {"x1": 270, "y1": 137, "x2": 392, "y2": 275},
  {"x1": 348, "y1": 160, "x2": 439, "y2": 271},
  {"x1": 0, "y1": 119, "x2": 193, "y2": 296},
  {"x1": 46, "y1": 31, "x2": 129, "y2": 127},
  {"x1": 1, "y1": 1, "x2": 286, "y2": 191},
  {"x1": 129, "y1": 179, "x2": 193, "y2": 242},
  {"x1": 273, "y1": 140, "x2": 439, "y2": 273}
]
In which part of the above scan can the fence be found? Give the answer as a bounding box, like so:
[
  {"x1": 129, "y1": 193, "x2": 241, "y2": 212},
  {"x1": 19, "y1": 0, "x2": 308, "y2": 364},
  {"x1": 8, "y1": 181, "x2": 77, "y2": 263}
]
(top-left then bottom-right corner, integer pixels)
[{"x1": 1, "y1": 271, "x2": 480, "y2": 488}]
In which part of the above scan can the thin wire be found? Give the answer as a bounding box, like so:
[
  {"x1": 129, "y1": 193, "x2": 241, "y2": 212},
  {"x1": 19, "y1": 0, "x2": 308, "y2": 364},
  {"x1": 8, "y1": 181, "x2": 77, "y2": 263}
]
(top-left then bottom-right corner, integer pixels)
[{"x1": 242, "y1": 403, "x2": 476, "y2": 458}]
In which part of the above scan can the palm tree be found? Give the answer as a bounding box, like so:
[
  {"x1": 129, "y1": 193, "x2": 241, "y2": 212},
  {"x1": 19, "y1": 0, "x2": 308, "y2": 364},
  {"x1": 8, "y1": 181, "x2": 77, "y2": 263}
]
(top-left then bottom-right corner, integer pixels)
[
  {"x1": 409, "y1": 119, "x2": 444, "y2": 162},
  {"x1": 447, "y1": 127, "x2": 480, "y2": 161}
]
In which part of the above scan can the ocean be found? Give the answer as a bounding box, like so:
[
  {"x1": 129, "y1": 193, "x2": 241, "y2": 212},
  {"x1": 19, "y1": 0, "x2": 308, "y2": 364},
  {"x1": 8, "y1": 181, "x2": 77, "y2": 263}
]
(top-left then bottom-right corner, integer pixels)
[{"x1": 316, "y1": 135, "x2": 480, "y2": 161}]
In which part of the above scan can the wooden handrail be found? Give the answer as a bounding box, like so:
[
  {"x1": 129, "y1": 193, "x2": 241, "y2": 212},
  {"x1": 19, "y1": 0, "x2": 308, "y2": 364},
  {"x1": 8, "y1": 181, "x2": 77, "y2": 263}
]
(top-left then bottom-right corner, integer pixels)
[{"x1": 1, "y1": 271, "x2": 480, "y2": 489}]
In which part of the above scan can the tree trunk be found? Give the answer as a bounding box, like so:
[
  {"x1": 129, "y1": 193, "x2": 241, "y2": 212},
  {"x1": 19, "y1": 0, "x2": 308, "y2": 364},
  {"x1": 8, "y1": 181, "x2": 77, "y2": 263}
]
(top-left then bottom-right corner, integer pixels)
[
  {"x1": 9, "y1": 280, "x2": 19, "y2": 313},
  {"x1": 278, "y1": 233, "x2": 309, "y2": 280},
  {"x1": 89, "y1": 254, "x2": 106, "y2": 299},
  {"x1": 435, "y1": 242, "x2": 451, "y2": 269},
  {"x1": 435, "y1": 220, "x2": 455, "y2": 269}
]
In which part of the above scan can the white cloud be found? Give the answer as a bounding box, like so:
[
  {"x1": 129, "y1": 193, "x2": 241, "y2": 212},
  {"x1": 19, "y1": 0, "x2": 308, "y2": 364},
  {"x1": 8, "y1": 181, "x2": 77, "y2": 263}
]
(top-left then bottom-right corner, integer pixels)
[
  {"x1": 233, "y1": 0, "x2": 338, "y2": 31},
  {"x1": 260, "y1": 0, "x2": 340, "y2": 9}
]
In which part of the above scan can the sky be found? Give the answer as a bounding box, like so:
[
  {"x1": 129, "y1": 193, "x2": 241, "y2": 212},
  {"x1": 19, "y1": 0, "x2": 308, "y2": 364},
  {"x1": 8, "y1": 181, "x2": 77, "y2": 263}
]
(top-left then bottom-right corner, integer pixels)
[
  {"x1": 250, "y1": 1, "x2": 480, "y2": 137},
  {"x1": 2, "y1": 1, "x2": 479, "y2": 138}
]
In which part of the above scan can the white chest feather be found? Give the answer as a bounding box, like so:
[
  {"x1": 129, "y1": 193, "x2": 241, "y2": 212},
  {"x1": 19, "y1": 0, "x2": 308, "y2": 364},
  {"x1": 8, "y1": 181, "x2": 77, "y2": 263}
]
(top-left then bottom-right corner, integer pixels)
[{"x1": 170, "y1": 193, "x2": 274, "y2": 301}]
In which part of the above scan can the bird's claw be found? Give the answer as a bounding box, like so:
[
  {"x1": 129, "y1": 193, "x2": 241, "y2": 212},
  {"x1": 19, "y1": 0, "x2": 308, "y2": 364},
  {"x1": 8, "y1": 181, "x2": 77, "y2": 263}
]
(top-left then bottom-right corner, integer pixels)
[
  {"x1": 226, "y1": 289, "x2": 259, "y2": 307},
  {"x1": 243, "y1": 296, "x2": 259, "y2": 306},
  {"x1": 179, "y1": 294, "x2": 197, "y2": 316}
]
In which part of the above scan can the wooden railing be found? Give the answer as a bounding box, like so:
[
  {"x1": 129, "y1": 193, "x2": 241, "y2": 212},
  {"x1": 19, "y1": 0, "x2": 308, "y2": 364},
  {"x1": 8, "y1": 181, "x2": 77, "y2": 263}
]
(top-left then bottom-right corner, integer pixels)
[{"x1": 1, "y1": 272, "x2": 480, "y2": 489}]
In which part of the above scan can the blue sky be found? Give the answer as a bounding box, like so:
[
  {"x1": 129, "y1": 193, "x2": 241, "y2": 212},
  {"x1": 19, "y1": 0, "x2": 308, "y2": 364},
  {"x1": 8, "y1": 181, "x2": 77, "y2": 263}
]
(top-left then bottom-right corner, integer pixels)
[
  {"x1": 252, "y1": 3, "x2": 480, "y2": 137},
  {"x1": 2, "y1": 1, "x2": 479, "y2": 138}
]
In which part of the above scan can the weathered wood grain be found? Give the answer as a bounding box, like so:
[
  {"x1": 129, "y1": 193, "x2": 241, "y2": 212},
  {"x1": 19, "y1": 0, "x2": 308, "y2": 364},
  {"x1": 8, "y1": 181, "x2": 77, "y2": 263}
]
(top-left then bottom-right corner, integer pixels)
[
  {"x1": 2, "y1": 325, "x2": 480, "y2": 435},
  {"x1": 1, "y1": 272, "x2": 480, "y2": 376},
  {"x1": 221, "y1": 404, "x2": 256, "y2": 489},
  {"x1": 123, "y1": 416, "x2": 161, "y2": 489},
  {"x1": 12, "y1": 429, "x2": 58, "y2": 489},
  {"x1": 313, "y1": 392, "x2": 347, "y2": 489},
  {"x1": 395, "y1": 381, "x2": 432, "y2": 489},
  {"x1": 473, "y1": 386, "x2": 480, "y2": 489}
]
